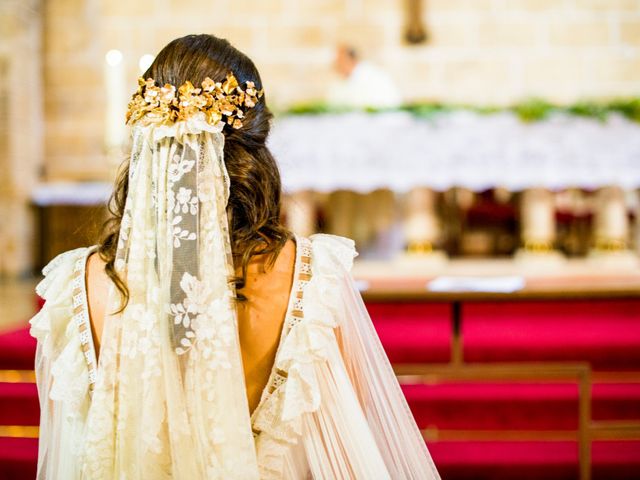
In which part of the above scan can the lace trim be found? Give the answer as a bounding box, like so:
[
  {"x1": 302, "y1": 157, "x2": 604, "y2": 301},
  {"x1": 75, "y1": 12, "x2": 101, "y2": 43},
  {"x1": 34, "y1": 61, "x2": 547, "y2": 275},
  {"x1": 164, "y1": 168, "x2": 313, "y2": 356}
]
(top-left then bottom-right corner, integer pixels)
[
  {"x1": 71, "y1": 246, "x2": 99, "y2": 394},
  {"x1": 250, "y1": 234, "x2": 312, "y2": 434},
  {"x1": 250, "y1": 234, "x2": 327, "y2": 478}
]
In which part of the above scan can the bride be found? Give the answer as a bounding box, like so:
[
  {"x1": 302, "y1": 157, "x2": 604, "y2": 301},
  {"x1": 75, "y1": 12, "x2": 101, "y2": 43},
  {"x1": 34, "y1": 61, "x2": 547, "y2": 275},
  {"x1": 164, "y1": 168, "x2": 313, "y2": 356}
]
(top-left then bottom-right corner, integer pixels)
[{"x1": 30, "y1": 34, "x2": 440, "y2": 479}]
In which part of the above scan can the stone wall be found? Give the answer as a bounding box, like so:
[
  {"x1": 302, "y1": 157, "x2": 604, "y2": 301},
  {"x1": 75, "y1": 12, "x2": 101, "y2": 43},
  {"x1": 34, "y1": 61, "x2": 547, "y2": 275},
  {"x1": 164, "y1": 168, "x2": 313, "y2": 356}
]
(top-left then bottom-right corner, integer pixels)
[
  {"x1": 0, "y1": 0, "x2": 43, "y2": 275},
  {"x1": 40, "y1": 0, "x2": 640, "y2": 180}
]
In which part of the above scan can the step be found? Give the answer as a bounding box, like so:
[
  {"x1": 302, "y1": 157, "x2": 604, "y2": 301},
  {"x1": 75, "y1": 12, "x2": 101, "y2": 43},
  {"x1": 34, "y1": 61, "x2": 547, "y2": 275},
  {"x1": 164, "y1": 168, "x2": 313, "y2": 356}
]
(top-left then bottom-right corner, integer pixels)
[
  {"x1": 366, "y1": 302, "x2": 451, "y2": 363},
  {"x1": 0, "y1": 437, "x2": 38, "y2": 480},
  {"x1": 463, "y1": 299, "x2": 640, "y2": 370},
  {"x1": 0, "y1": 383, "x2": 39, "y2": 427},
  {"x1": 0, "y1": 328, "x2": 35, "y2": 371},
  {"x1": 428, "y1": 440, "x2": 640, "y2": 480},
  {"x1": 3, "y1": 380, "x2": 638, "y2": 432},
  {"x1": 403, "y1": 382, "x2": 640, "y2": 430},
  {"x1": 0, "y1": 437, "x2": 637, "y2": 480}
]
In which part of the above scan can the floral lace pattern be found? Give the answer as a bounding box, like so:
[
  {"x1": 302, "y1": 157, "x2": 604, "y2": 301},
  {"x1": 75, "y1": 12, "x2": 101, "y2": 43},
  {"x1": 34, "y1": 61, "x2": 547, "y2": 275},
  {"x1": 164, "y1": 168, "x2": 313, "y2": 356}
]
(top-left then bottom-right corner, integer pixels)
[{"x1": 81, "y1": 116, "x2": 260, "y2": 478}]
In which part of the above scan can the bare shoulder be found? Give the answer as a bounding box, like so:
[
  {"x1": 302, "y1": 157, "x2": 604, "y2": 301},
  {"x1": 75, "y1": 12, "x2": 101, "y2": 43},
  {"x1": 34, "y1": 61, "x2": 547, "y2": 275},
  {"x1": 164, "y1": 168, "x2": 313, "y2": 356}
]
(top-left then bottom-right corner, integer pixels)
[
  {"x1": 85, "y1": 251, "x2": 110, "y2": 346},
  {"x1": 272, "y1": 238, "x2": 296, "y2": 272},
  {"x1": 86, "y1": 251, "x2": 110, "y2": 290}
]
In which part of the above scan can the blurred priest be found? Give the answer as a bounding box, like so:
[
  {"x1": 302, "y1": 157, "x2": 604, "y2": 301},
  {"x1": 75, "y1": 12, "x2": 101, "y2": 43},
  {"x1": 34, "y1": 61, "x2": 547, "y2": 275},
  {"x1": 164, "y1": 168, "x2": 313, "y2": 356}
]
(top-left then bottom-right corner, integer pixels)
[{"x1": 327, "y1": 44, "x2": 402, "y2": 109}]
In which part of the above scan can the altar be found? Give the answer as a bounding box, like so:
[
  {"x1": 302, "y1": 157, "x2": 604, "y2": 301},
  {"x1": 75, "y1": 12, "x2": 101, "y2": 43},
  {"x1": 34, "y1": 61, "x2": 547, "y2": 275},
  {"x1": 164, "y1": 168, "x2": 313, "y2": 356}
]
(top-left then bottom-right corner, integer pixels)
[
  {"x1": 30, "y1": 110, "x2": 640, "y2": 266},
  {"x1": 269, "y1": 110, "x2": 640, "y2": 258}
]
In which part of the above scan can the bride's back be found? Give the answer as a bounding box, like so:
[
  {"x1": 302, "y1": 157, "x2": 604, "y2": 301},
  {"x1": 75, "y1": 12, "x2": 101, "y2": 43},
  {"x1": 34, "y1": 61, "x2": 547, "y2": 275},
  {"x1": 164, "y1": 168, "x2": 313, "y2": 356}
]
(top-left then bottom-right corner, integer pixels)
[
  {"x1": 30, "y1": 33, "x2": 440, "y2": 479},
  {"x1": 86, "y1": 238, "x2": 296, "y2": 414}
]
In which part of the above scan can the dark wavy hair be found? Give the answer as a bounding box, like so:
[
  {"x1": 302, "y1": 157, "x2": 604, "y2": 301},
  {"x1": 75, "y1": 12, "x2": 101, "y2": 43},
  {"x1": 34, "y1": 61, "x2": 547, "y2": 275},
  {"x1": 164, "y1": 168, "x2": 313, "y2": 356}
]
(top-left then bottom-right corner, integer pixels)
[{"x1": 98, "y1": 34, "x2": 290, "y2": 307}]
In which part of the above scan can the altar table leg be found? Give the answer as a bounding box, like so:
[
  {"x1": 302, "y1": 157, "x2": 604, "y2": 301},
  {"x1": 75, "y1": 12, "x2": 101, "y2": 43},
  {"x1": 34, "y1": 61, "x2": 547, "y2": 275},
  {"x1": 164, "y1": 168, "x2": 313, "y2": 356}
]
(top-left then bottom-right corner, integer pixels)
[
  {"x1": 516, "y1": 188, "x2": 564, "y2": 263},
  {"x1": 593, "y1": 186, "x2": 628, "y2": 251},
  {"x1": 403, "y1": 187, "x2": 445, "y2": 259},
  {"x1": 589, "y1": 186, "x2": 638, "y2": 265}
]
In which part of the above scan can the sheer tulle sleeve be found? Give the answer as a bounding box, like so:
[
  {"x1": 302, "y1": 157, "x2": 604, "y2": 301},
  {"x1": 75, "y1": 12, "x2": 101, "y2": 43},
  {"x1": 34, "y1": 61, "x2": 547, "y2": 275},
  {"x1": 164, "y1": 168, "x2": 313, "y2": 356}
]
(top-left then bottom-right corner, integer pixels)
[{"x1": 302, "y1": 234, "x2": 440, "y2": 480}]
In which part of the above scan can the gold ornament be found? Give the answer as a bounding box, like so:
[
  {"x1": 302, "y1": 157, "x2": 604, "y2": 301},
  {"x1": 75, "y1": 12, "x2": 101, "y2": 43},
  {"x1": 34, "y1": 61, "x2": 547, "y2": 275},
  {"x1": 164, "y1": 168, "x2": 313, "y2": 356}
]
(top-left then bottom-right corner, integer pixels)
[{"x1": 126, "y1": 73, "x2": 263, "y2": 129}]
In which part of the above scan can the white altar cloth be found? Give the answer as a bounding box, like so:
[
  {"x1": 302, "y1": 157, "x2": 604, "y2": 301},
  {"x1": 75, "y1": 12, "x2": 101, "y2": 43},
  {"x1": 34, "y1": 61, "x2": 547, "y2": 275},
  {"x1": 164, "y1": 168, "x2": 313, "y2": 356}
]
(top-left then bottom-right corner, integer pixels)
[
  {"x1": 31, "y1": 182, "x2": 111, "y2": 206},
  {"x1": 269, "y1": 111, "x2": 640, "y2": 193}
]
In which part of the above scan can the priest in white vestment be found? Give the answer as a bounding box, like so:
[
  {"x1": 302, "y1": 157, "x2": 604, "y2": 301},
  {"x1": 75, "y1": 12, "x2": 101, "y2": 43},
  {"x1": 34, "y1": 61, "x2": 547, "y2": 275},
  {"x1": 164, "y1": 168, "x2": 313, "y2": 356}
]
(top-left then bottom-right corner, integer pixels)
[{"x1": 327, "y1": 44, "x2": 402, "y2": 109}]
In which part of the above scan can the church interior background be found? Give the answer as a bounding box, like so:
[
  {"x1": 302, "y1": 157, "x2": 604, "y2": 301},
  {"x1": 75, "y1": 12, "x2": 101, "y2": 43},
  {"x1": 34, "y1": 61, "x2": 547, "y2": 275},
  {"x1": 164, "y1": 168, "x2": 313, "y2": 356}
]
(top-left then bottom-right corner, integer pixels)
[{"x1": 1, "y1": 0, "x2": 640, "y2": 478}]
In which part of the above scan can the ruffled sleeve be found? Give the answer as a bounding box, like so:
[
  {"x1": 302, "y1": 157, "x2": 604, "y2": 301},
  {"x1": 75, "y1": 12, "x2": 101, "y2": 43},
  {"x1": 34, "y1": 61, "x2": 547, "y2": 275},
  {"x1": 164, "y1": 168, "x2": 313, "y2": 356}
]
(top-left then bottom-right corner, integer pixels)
[
  {"x1": 252, "y1": 233, "x2": 439, "y2": 479},
  {"x1": 308, "y1": 233, "x2": 357, "y2": 273},
  {"x1": 30, "y1": 247, "x2": 95, "y2": 480},
  {"x1": 252, "y1": 234, "x2": 381, "y2": 478},
  {"x1": 31, "y1": 248, "x2": 85, "y2": 342}
]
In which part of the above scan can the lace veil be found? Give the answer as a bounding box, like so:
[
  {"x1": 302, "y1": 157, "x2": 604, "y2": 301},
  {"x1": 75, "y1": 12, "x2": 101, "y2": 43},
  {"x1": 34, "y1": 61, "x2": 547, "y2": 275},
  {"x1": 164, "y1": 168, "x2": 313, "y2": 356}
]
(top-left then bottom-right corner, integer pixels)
[{"x1": 80, "y1": 112, "x2": 260, "y2": 479}]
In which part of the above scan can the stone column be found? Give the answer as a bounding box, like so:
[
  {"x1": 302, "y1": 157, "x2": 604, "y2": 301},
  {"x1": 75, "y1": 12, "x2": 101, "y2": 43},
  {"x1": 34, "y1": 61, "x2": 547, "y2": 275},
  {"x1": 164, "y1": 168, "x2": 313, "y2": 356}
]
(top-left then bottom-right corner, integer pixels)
[{"x1": 0, "y1": 0, "x2": 43, "y2": 276}]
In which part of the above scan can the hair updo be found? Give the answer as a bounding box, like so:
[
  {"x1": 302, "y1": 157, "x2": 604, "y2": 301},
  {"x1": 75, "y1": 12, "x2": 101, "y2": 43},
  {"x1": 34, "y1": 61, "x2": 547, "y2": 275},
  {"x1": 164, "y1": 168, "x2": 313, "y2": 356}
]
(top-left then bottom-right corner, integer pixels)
[{"x1": 98, "y1": 34, "x2": 290, "y2": 306}]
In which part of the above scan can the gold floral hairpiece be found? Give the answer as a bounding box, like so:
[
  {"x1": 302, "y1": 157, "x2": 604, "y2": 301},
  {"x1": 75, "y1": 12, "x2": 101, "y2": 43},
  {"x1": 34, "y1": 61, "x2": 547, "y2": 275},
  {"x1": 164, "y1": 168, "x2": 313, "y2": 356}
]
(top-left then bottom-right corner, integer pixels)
[{"x1": 125, "y1": 73, "x2": 263, "y2": 129}]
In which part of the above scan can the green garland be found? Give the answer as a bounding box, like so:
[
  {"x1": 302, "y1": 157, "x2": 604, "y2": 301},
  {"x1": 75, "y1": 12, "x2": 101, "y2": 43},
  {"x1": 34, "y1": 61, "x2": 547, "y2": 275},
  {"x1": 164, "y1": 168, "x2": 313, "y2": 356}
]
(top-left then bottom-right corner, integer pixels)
[{"x1": 280, "y1": 98, "x2": 640, "y2": 123}]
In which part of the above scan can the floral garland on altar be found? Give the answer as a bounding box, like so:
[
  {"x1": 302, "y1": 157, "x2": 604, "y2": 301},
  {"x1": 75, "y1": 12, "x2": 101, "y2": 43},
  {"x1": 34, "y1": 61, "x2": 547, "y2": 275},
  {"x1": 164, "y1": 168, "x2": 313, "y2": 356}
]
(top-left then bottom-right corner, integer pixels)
[{"x1": 282, "y1": 97, "x2": 640, "y2": 123}]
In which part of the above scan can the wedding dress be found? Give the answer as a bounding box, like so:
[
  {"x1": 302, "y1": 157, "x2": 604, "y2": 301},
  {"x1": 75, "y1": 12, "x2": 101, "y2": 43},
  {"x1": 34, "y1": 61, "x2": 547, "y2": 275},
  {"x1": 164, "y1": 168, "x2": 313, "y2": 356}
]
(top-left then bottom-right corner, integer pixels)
[
  {"x1": 30, "y1": 233, "x2": 440, "y2": 479},
  {"x1": 30, "y1": 75, "x2": 440, "y2": 479}
]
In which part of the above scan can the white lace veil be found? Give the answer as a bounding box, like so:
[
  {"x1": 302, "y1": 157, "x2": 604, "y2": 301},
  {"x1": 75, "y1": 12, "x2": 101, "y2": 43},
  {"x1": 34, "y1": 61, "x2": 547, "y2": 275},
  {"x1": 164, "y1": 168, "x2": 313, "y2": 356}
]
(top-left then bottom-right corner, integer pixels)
[{"x1": 81, "y1": 113, "x2": 260, "y2": 479}]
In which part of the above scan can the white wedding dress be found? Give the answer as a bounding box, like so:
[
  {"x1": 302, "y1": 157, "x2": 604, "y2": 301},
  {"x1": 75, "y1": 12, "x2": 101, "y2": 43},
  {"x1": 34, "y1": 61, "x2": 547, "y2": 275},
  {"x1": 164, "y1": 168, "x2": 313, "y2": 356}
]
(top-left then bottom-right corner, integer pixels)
[{"x1": 30, "y1": 233, "x2": 440, "y2": 479}]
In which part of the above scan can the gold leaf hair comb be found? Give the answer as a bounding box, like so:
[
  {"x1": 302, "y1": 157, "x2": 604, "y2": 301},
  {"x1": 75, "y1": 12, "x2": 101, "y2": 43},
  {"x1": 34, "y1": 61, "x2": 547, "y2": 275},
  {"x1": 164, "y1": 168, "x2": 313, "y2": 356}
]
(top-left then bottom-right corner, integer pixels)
[{"x1": 125, "y1": 73, "x2": 263, "y2": 129}]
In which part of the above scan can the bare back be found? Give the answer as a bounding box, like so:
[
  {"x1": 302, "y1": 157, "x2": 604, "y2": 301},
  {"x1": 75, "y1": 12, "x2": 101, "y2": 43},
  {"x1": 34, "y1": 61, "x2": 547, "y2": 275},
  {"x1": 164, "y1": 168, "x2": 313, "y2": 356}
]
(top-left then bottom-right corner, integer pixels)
[{"x1": 86, "y1": 239, "x2": 296, "y2": 414}]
